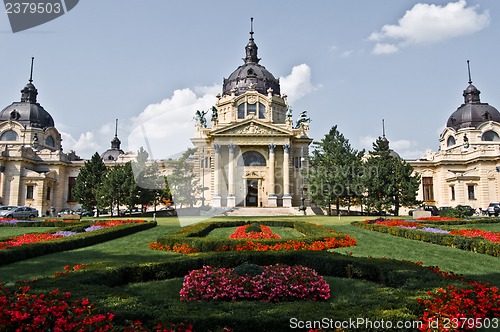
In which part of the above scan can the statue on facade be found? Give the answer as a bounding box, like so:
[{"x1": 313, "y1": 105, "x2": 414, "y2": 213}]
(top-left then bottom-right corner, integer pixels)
[
  {"x1": 295, "y1": 110, "x2": 311, "y2": 129},
  {"x1": 286, "y1": 106, "x2": 293, "y2": 121},
  {"x1": 211, "y1": 106, "x2": 218, "y2": 122},
  {"x1": 194, "y1": 110, "x2": 208, "y2": 128}
]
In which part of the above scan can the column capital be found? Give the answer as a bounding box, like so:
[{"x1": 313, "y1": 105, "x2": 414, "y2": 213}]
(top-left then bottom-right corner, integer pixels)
[
  {"x1": 213, "y1": 144, "x2": 221, "y2": 153},
  {"x1": 283, "y1": 144, "x2": 290, "y2": 153},
  {"x1": 228, "y1": 144, "x2": 236, "y2": 153},
  {"x1": 268, "y1": 144, "x2": 276, "y2": 153}
]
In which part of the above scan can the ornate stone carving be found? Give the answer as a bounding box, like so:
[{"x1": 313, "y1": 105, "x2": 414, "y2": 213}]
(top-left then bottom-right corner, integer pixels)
[
  {"x1": 268, "y1": 144, "x2": 276, "y2": 153},
  {"x1": 283, "y1": 144, "x2": 290, "y2": 153}
]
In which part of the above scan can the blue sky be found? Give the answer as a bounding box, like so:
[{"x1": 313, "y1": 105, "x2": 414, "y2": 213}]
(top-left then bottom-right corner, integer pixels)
[{"x1": 1, "y1": 0, "x2": 499, "y2": 160}]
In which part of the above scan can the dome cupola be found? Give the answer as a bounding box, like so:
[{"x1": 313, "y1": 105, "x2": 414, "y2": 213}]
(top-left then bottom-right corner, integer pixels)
[
  {"x1": 0, "y1": 57, "x2": 55, "y2": 129},
  {"x1": 222, "y1": 18, "x2": 280, "y2": 97},
  {"x1": 446, "y1": 61, "x2": 500, "y2": 130}
]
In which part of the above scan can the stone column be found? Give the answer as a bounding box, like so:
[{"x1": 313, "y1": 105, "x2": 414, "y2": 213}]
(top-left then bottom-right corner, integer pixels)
[
  {"x1": 212, "y1": 144, "x2": 221, "y2": 207},
  {"x1": 282, "y1": 144, "x2": 292, "y2": 207},
  {"x1": 268, "y1": 144, "x2": 277, "y2": 207},
  {"x1": 227, "y1": 144, "x2": 236, "y2": 207}
]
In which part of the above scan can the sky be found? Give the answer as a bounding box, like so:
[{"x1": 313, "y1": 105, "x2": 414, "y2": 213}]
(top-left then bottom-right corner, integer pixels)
[{"x1": 1, "y1": 0, "x2": 500, "y2": 160}]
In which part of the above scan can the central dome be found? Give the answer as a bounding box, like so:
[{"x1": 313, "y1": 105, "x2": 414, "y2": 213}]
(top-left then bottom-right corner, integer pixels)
[{"x1": 222, "y1": 20, "x2": 280, "y2": 97}]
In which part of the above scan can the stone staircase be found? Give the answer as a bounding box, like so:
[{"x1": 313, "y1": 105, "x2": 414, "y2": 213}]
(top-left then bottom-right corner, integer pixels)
[{"x1": 222, "y1": 207, "x2": 302, "y2": 216}]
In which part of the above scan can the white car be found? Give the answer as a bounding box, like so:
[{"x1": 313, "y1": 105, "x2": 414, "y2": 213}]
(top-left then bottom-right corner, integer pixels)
[{"x1": 0, "y1": 206, "x2": 38, "y2": 218}]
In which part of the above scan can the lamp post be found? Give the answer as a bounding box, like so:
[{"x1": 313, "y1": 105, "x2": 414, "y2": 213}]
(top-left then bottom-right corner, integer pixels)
[
  {"x1": 299, "y1": 147, "x2": 306, "y2": 215},
  {"x1": 201, "y1": 147, "x2": 205, "y2": 207}
]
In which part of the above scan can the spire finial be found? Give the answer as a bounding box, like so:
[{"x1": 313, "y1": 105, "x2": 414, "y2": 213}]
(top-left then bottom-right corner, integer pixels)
[
  {"x1": 29, "y1": 57, "x2": 34, "y2": 83},
  {"x1": 467, "y1": 60, "x2": 472, "y2": 84},
  {"x1": 114, "y1": 119, "x2": 118, "y2": 137},
  {"x1": 382, "y1": 119, "x2": 386, "y2": 138},
  {"x1": 250, "y1": 17, "x2": 254, "y2": 40}
]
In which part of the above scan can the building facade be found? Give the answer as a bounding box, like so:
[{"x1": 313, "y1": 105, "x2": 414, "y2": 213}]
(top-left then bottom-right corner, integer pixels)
[
  {"x1": 409, "y1": 70, "x2": 500, "y2": 211},
  {"x1": 191, "y1": 24, "x2": 312, "y2": 208}
]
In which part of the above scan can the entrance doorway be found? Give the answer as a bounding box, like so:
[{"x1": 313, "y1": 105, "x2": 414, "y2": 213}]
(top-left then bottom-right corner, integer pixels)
[{"x1": 246, "y1": 179, "x2": 258, "y2": 206}]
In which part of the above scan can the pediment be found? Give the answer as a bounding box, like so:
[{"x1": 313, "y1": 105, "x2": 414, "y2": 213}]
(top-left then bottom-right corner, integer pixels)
[{"x1": 211, "y1": 120, "x2": 292, "y2": 137}]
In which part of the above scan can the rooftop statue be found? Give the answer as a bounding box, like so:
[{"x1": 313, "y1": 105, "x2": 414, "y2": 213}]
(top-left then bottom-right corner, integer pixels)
[
  {"x1": 194, "y1": 110, "x2": 208, "y2": 128},
  {"x1": 295, "y1": 110, "x2": 311, "y2": 129}
]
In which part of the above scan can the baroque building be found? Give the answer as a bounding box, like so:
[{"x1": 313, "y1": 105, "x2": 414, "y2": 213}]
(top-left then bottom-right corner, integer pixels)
[
  {"x1": 0, "y1": 58, "x2": 83, "y2": 215},
  {"x1": 191, "y1": 21, "x2": 312, "y2": 208},
  {"x1": 409, "y1": 63, "x2": 500, "y2": 211}
]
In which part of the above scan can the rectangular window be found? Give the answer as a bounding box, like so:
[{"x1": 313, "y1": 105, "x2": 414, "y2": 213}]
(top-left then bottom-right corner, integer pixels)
[
  {"x1": 67, "y1": 177, "x2": 77, "y2": 202},
  {"x1": 247, "y1": 103, "x2": 256, "y2": 115},
  {"x1": 200, "y1": 157, "x2": 209, "y2": 169},
  {"x1": 450, "y1": 186, "x2": 455, "y2": 201},
  {"x1": 293, "y1": 156, "x2": 302, "y2": 169},
  {"x1": 468, "y1": 185, "x2": 475, "y2": 200},
  {"x1": 26, "y1": 185, "x2": 34, "y2": 200},
  {"x1": 422, "y1": 177, "x2": 434, "y2": 201},
  {"x1": 46, "y1": 187, "x2": 51, "y2": 200},
  {"x1": 258, "y1": 103, "x2": 265, "y2": 119},
  {"x1": 237, "y1": 104, "x2": 245, "y2": 119}
]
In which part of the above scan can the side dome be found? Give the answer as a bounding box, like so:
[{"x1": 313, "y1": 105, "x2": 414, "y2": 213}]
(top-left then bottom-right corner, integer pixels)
[
  {"x1": 0, "y1": 60, "x2": 55, "y2": 129},
  {"x1": 446, "y1": 64, "x2": 500, "y2": 130},
  {"x1": 222, "y1": 19, "x2": 280, "y2": 97}
]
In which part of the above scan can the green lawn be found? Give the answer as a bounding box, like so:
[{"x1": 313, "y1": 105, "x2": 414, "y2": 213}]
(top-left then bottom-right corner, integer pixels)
[
  {"x1": 0, "y1": 226, "x2": 55, "y2": 237},
  {"x1": 1, "y1": 215, "x2": 499, "y2": 331}
]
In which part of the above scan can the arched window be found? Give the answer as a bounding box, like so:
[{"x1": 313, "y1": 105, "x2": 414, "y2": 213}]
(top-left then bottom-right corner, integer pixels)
[
  {"x1": 0, "y1": 130, "x2": 19, "y2": 141},
  {"x1": 446, "y1": 136, "x2": 456, "y2": 147},
  {"x1": 481, "y1": 130, "x2": 500, "y2": 142},
  {"x1": 45, "y1": 135, "x2": 55, "y2": 147},
  {"x1": 240, "y1": 151, "x2": 266, "y2": 166}
]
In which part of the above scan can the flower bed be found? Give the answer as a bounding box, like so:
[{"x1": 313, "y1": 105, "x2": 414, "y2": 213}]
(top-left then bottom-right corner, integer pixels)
[
  {"x1": 180, "y1": 264, "x2": 330, "y2": 302},
  {"x1": 353, "y1": 220, "x2": 500, "y2": 257},
  {"x1": 229, "y1": 224, "x2": 281, "y2": 240},
  {"x1": 150, "y1": 220, "x2": 356, "y2": 253},
  {"x1": 0, "y1": 220, "x2": 156, "y2": 265}
]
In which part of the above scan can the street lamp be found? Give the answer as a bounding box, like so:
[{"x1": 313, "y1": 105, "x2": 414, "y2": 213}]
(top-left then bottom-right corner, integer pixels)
[
  {"x1": 299, "y1": 147, "x2": 306, "y2": 215},
  {"x1": 201, "y1": 147, "x2": 205, "y2": 207}
]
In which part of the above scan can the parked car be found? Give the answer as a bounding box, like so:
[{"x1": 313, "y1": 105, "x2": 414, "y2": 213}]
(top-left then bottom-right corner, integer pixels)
[
  {"x1": 487, "y1": 202, "x2": 500, "y2": 216},
  {"x1": 455, "y1": 205, "x2": 475, "y2": 217},
  {"x1": 75, "y1": 208, "x2": 93, "y2": 217},
  {"x1": 409, "y1": 204, "x2": 439, "y2": 216},
  {"x1": 0, "y1": 206, "x2": 38, "y2": 218},
  {"x1": 0, "y1": 205, "x2": 17, "y2": 213},
  {"x1": 57, "y1": 208, "x2": 74, "y2": 217}
]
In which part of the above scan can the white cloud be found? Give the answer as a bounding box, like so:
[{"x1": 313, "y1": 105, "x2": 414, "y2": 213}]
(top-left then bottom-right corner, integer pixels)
[
  {"x1": 61, "y1": 131, "x2": 102, "y2": 158},
  {"x1": 280, "y1": 64, "x2": 320, "y2": 103},
  {"x1": 369, "y1": 0, "x2": 490, "y2": 54},
  {"x1": 372, "y1": 43, "x2": 399, "y2": 55},
  {"x1": 127, "y1": 86, "x2": 218, "y2": 160}
]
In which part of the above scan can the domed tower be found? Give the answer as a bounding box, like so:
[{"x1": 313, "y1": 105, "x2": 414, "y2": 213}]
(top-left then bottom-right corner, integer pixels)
[
  {"x1": 0, "y1": 57, "x2": 61, "y2": 151},
  {"x1": 222, "y1": 18, "x2": 280, "y2": 97},
  {"x1": 441, "y1": 61, "x2": 500, "y2": 151},
  {"x1": 191, "y1": 19, "x2": 313, "y2": 209},
  {"x1": 101, "y1": 119, "x2": 124, "y2": 161}
]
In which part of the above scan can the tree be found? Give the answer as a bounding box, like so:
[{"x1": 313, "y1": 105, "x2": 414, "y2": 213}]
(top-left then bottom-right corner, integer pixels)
[
  {"x1": 72, "y1": 152, "x2": 107, "y2": 216},
  {"x1": 364, "y1": 137, "x2": 420, "y2": 216},
  {"x1": 97, "y1": 163, "x2": 137, "y2": 216},
  {"x1": 307, "y1": 125, "x2": 364, "y2": 215},
  {"x1": 168, "y1": 148, "x2": 199, "y2": 208},
  {"x1": 132, "y1": 147, "x2": 172, "y2": 212}
]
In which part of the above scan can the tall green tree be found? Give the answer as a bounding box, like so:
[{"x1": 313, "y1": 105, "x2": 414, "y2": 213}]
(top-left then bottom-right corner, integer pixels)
[
  {"x1": 168, "y1": 148, "x2": 199, "y2": 208},
  {"x1": 364, "y1": 136, "x2": 420, "y2": 216},
  {"x1": 72, "y1": 152, "x2": 107, "y2": 216},
  {"x1": 307, "y1": 125, "x2": 364, "y2": 215},
  {"x1": 96, "y1": 163, "x2": 137, "y2": 216},
  {"x1": 132, "y1": 147, "x2": 172, "y2": 212}
]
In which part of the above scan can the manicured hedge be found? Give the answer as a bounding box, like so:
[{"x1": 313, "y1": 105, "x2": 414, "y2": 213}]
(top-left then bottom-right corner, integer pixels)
[
  {"x1": 418, "y1": 218, "x2": 500, "y2": 226},
  {"x1": 156, "y1": 220, "x2": 345, "y2": 252},
  {"x1": 28, "y1": 250, "x2": 457, "y2": 332},
  {"x1": 0, "y1": 221, "x2": 157, "y2": 265},
  {"x1": 353, "y1": 221, "x2": 500, "y2": 257}
]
